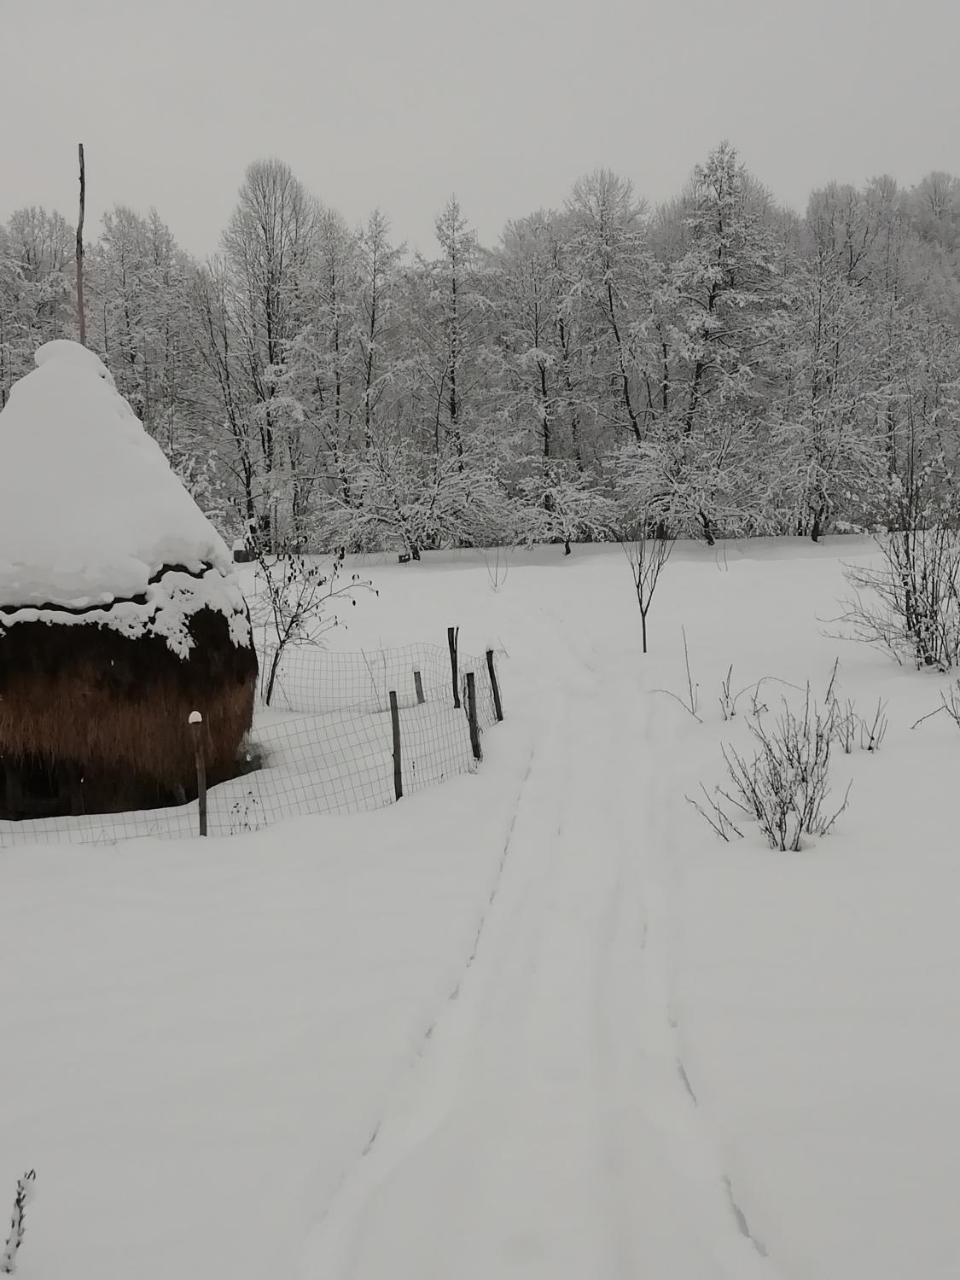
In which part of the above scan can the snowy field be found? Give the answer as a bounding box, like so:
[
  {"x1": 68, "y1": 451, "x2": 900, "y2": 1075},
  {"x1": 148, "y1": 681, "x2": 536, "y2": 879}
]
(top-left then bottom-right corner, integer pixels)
[{"x1": 3, "y1": 537, "x2": 960, "y2": 1278}]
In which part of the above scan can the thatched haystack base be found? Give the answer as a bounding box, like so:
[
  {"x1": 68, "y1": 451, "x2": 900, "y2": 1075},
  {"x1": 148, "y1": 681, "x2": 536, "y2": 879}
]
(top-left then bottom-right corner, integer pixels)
[{"x1": 0, "y1": 607, "x2": 257, "y2": 820}]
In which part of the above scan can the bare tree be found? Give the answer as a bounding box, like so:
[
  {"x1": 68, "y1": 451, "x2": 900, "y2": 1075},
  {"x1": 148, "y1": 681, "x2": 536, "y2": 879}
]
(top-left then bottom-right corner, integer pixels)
[
  {"x1": 620, "y1": 517, "x2": 674, "y2": 653},
  {"x1": 249, "y1": 545, "x2": 375, "y2": 706},
  {"x1": 840, "y1": 525, "x2": 960, "y2": 671}
]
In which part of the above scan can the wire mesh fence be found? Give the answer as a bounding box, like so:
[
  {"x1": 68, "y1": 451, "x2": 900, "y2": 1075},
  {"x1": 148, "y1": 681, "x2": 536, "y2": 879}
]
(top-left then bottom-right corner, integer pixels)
[{"x1": 0, "y1": 634, "x2": 505, "y2": 847}]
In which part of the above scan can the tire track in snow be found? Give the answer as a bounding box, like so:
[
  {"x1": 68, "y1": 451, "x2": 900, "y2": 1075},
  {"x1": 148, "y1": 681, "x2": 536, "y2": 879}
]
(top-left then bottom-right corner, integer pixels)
[
  {"x1": 634, "y1": 667, "x2": 782, "y2": 1277},
  {"x1": 300, "y1": 686, "x2": 620, "y2": 1278},
  {"x1": 424, "y1": 741, "x2": 536, "y2": 1018},
  {"x1": 582, "y1": 665, "x2": 779, "y2": 1279},
  {"x1": 301, "y1": 635, "x2": 787, "y2": 1279},
  {"x1": 304, "y1": 734, "x2": 541, "y2": 1244}
]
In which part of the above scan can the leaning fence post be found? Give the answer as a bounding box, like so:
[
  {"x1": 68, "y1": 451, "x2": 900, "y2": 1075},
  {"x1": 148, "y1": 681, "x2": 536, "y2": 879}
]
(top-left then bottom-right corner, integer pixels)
[
  {"x1": 188, "y1": 710, "x2": 207, "y2": 837},
  {"x1": 447, "y1": 626, "x2": 460, "y2": 708},
  {"x1": 413, "y1": 669, "x2": 425, "y2": 705},
  {"x1": 389, "y1": 690, "x2": 403, "y2": 800},
  {"x1": 465, "y1": 672, "x2": 482, "y2": 762},
  {"x1": 485, "y1": 649, "x2": 503, "y2": 722}
]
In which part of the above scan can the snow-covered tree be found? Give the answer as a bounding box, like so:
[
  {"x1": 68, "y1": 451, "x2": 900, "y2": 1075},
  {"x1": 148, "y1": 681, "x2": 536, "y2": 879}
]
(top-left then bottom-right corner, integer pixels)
[{"x1": 515, "y1": 459, "x2": 615, "y2": 554}]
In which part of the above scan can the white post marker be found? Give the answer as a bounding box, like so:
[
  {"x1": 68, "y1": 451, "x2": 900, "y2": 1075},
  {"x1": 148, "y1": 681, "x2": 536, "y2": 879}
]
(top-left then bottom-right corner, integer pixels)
[{"x1": 188, "y1": 711, "x2": 207, "y2": 837}]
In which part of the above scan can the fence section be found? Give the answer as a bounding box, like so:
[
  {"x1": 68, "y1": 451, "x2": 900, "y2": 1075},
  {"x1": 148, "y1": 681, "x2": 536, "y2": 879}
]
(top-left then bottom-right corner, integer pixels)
[{"x1": 0, "y1": 638, "x2": 505, "y2": 846}]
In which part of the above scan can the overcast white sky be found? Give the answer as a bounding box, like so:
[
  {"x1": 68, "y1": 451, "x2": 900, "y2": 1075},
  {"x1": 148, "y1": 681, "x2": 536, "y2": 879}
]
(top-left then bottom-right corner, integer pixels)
[{"x1": 2, "y1": 0, "x2": 958, "y2": 257}]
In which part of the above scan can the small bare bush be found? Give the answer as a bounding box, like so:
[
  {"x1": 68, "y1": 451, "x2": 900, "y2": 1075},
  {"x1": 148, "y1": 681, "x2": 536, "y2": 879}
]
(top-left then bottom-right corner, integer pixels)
[
  {"x1": 821, "y1": 660, "x2": 887, "y2": 754},
  {"x1": 828, "y1": 697, "x2": 858, "y2": 753},
  {"x1": 840, "y1": 527, "x2": 960, "y2": 671},
  {"x1": 721, "y1": 689, "x2": 851, "y2": 851}
]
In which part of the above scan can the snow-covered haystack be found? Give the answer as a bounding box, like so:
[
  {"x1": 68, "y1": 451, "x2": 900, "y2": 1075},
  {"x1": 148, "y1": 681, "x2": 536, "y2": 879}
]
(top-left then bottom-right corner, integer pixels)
[{"x1": 0, "y1": 340, "x2": 257, "y2": 818}]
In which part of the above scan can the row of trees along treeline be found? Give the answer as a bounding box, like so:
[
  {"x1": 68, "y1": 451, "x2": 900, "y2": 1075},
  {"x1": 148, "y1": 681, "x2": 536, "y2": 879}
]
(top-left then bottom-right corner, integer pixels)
[{"x1": 4, "y1": 142, "x2": 960, "y2": 555}]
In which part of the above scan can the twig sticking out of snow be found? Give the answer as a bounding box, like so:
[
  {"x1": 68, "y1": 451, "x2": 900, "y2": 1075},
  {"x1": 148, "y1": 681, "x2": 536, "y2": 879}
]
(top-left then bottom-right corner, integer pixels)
[
  {"x1": 719, "y1": 664, "x2": 735, "y2": 720},
  {"x1": 717, "y1": 666, "x2": 806, "y2": 722},
  {"x1": 1, "y1": 1170, "x2": 36, "y2": 1274},
  {"x1": 859, "y1": 698, "x2": 888, "y2": 752},
  {"x1": 685, "y1": 784, "x2": 743, "y2": 842},
  {"x1": 653, "y1": 626, "x2": 702, "y2": 722},
  {"x1": 824, "y1": 656, "x2": 841, "y2": 706},
  {"x1": 911, "y1": 680, "x2": 960, "y2": 732}
]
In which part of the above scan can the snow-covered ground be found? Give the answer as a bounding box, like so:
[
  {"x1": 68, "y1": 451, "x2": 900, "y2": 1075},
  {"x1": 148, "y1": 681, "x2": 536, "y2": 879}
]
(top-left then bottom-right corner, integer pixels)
[{"x1": 3, "y1": 538, "x2": 960, "y2": 1278}]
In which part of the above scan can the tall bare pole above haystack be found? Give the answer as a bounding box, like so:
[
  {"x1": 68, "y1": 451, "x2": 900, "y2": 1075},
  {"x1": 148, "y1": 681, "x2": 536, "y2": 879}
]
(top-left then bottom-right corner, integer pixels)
[{"x1": 76, "y1": 143, "x2": 86, "y2": 346}]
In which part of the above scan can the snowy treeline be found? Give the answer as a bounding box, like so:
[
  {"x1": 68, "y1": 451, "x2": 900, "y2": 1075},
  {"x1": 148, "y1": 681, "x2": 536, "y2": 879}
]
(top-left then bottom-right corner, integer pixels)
[{"x1": 3, "y1": 143, "x2": 960, "y2": 552}]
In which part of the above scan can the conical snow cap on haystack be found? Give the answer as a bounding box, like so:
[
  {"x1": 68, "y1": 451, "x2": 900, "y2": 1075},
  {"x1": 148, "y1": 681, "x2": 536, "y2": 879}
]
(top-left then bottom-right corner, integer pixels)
[
  {"x1": 0, "y1": 339, "x2": 247, "y2": 649},
  {"x1": 0, "y1": 341, "x2": 257, "y2": 819}
]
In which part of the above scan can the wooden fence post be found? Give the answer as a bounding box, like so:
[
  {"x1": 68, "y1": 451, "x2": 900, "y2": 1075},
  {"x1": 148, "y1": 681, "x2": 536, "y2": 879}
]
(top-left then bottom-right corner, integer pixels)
[
  {"x1": 188, "y1": 710, "x2": 207, "y2": 837},
  {"x1": 447, "y1": 626, "x2": 460, "y2": 708},
  {"x1": 389, "y1": 690, "x2": 403, "y2": 800},
  {"x1": 76, "y1": 143, "x2": 87, "y2": 346},
  {"x1": 413, "y1": 670, "x2": 425, "y2": 705},
  {"x1": 485, "y1": 649, "x2": 503, "y2": 722},
  {"x1": 465, "y1": 672, "x2": 482, "y2": 762}
]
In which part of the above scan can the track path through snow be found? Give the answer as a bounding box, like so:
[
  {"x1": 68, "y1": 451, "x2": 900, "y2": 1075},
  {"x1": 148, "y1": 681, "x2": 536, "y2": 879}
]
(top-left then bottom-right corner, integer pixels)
[{"x1": 300, "y1": 628, "x2": 784, "y2": 1279}]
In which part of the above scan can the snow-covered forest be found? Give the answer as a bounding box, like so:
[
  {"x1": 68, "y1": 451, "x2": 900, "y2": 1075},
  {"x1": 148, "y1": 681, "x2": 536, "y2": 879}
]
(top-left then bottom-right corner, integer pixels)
[{"x1": 4, "y1": 142, "x2": 960, "y2": 554}]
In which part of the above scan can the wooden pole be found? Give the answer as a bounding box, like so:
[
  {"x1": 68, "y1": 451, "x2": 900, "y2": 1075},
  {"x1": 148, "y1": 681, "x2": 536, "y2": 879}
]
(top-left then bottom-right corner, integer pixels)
[
  {"x1": 76, "y1": 143, "x2": 86, "y2": 346},
  {"x1": 485, "y1": 649, "x2": 503, "y2": 722},
  {"x1": 188, "y1": 711, "x2": 207, "y2": 836},
  {"x1": 465, "y1": 672, "x2": 482, "y2": 762},
  {"x1": 413, "y1": 670, "x2": 425, "y2": 705},
  {"x1": 389, "y1": 691, "x2": 403, "y2": 800},
  {"x1": 447, "y1": 626, "x2": 460, "y2": 708}
]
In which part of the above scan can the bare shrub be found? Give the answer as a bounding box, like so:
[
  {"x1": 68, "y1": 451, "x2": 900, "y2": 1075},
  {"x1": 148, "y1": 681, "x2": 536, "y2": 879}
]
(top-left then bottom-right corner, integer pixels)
[
  {"x1": 821, "y1": 659, "x2": 888, "y2": 754},
  {"x1": 721, "y1": 689, "x2": 851, "y2": 851},
  {"x1": 829, "y1": 697, "x2": 858, "y2": 753},
  {"x1": 840, "y1": 527, "x2": 960, "y2": 671}
]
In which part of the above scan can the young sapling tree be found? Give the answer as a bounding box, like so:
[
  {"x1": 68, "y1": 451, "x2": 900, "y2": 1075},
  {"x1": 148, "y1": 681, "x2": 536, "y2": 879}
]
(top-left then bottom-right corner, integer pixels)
[
  {"x1": 250, "y1": 544, "x2": 376, "y2": 705},
  {"x1": 620, "y1": 517, "x2": 674, "y2": 654}
]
